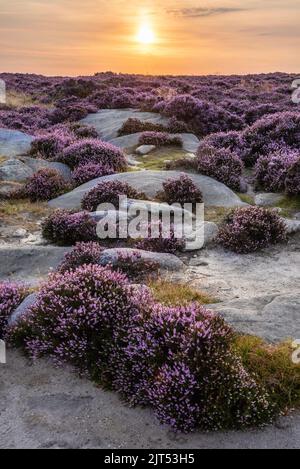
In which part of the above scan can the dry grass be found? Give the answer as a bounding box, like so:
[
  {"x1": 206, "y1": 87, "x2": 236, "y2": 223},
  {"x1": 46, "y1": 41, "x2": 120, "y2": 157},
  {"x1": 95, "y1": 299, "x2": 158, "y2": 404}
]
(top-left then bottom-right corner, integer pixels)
[
  {"x1": 204, "y1": 206, "x2": 232, "y2": 224},
  {"x1": 275, "y1": 195, "x2": 300, "y2": 218},
  {"x1": 235, "y1": 335, "x2": 300, "y2": 411},
  {"x1": 135, "y1": 146, "x2": 190, "y2": 171},
  {"x1": 0, "y1": 199, "x2": 53, "y2": 231},
  {"x1": 148, "y1": 278, "x2": 217, "y2": 306}
]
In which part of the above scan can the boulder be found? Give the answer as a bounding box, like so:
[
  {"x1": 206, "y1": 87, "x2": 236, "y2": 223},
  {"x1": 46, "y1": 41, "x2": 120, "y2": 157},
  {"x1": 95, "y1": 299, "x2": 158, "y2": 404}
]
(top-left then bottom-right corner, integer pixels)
[
  {"x1": 0, "y1": 181, "x2": 23, "y2": 198},
  {"x1": 283, "y1": 218, "x2": 300, "y2": 235},
  {"x1": 255, "y1": 193, "x2": 283, "y2": 207},
  {"x1": 209, "y1": 294, "x2": 300, "y2": 342},
  {"x1": 135, "y1": 145, "x2": 156, "y2": 156},
  {"x1": 99, "y1": 247, "x2": 184, "y2": 271},
  {"x1": 49, "y1": 170, "x2": 247, "y2": 210},
  {"x1": 0, "y1": 158, "x2": 33, "y2": 182},
  {"x1": 80, "y1": 109, "x2": 170, "y2": 141},
  {"x1": 8, "y1": 293, "x2": 37, "y2": 326},
  {"x1": 0, "y1": 128, "x2": 34, "y2": 157},
  {"x1": 19, "y1": 157, "x2": 72, "y2": 181}
]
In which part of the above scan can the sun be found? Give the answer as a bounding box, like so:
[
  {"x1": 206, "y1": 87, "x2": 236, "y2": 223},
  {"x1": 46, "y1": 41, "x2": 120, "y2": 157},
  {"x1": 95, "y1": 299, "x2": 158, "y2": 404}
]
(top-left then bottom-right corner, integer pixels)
[{"x1": 137, "y1": 22, "x2": 155, "y2": 45}]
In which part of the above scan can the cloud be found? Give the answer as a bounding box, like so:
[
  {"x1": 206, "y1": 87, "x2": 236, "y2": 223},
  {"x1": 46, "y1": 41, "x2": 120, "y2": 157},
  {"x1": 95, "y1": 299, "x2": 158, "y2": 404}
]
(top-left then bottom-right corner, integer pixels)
[{"x1": 167, "y1": 7, "x2": 247, "y2": 18}]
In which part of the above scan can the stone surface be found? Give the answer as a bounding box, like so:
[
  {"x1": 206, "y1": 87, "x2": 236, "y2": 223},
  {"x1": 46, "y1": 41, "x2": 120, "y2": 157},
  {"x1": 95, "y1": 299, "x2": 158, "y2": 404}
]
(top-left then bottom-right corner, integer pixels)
[
  {"x1": 0, "y1": 128, "x2": 34, "y2": 157},
  {"x1": 0, "y1": 246, "x2": 71, "y2": 281},
  {"x1": 8, "y1": 293, "x2": 37, "y2": 326},
  {"x1": 135, "y1": 144, "x2": 156, "y2": 155},
  {"x1": 49, "y1": 170, "x2": 246, "y2": 210},
  {"x1": 81, "y1": 109, "x2": 170, "y2": 141},
  {"x1": 0, "y1": 158, "x2": 33, "y2": 182},
  {"x1": 99, "y1": 248, "x2": 184, "y2": 271},
  {"x1": 19, "y1": 157, "x2": 72, "y2": 181},
  {"x1": 283, "y1": 218, "x2": 300, "y2": 234},
  {"x1": 255, "y1": 193, "x2": 283, "y2": 207},
  {"x1": 1, "y1": 349, "x2": 299, "y2": 449},
  {"x1": 109, "y1": 132, "x2": 199, "y2": 153},
  {"x1": 0, "y1": 181, "x2": 23, "y2": 198},
  {"x1": 209, "y1": 294, "x2": 300, "y2": 343}
]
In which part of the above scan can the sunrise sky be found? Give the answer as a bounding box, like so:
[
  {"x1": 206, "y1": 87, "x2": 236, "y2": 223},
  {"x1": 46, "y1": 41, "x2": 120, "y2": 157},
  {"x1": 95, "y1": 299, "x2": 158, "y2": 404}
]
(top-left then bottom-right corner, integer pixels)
[{"x1": 0, "y1": 0, "x2": 300, "y2": 76}]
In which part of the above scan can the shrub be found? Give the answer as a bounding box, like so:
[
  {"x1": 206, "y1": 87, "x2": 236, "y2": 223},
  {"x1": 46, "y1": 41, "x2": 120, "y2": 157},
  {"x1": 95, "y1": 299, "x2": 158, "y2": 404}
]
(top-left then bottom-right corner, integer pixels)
[
  {"x1": 72, "y1": 163, "x2": 115, "y2": 186},
  {"x1": 113, "y1": 250, "x2": 159, "y2": 279},
  {"x1": 167, "y1": 116, "x2": 190, "y2": 134},
  {"x1": 57, "y1": 242, "x2": 103, "y2": 273},
  {"x1": 118, "y1": 118, "x2": 166, "y2": 136},
  {"x1": 42, "y1": 209, "x2": 97, "y2": 245},
  {"x1": 68, "y1": 123, "x2": 99, "y2": 139},
  {"x1": 196, "y1": 145, "x2": 244, "y2": 191},
  {"x1": 22, "y1": 168, "x2": 70, "y2": 202},
  {"x1": 135, "y1": 223, "x2": 185, "y2": 254},
  {"x1": 161, "y1": 173, "x2": 203, "y2": 205},
  {"x1": 242, "y1": 112, "x2": 300, "y2": 166},
  {"x1": 81, "y1": 180, "x2": 145, "y2": 211},
  {"x1": 30, "y1": 131, "x2": 73, "y2": 159},
  {"x1": 254, "y1": 148, "x2": 299, "y2": 193},
  {"x1": 217, "y1": 207, "x2": 287, "y2": 253},
  {"x1": 139, "y1": 131, "x2": 182, "y2": 147},
  {"x1": 113, "y1": 302, "x2": 274, "y2": 431},
  {"x1": 0, "y1": 282, "x2": 27, "y2": 338},
  {"x1": 285, "y1": 157, "x2": 300, "y2": 196},
  {"x1": 58, "y1": 139, "x2": 127, "y2": 171},
  {"x1": 8, "y1": 267, "x2": 274, "y2": 433}
]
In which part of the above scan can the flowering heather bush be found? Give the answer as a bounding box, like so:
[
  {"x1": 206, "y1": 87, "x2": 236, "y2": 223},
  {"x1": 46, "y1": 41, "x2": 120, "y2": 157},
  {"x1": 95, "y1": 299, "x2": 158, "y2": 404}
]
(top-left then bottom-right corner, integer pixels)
[
  {"x1": 0, "y1": 282, "x2": 27, "y2": 339},
  {"x1": 242, "y1": 112, "x2": 300, "y2": 166},
  {"x1": 285, "y1": 157, "x2": 300, "y2": 196},
  {"x1": 113, "y1": 250, "x2": 159, "y2": 279},
  {"x1": 81, "y1": 180, "x2": 145, "y2": 211},
  {"x1": 162, "y1": 95, "x2": 244, "y2": 136},
  {"x1": 42, "y1": 209, "x2": 97, "y2": 246},
  {"x1": 8, "y1": 266, "x2": 274, "y2": 432},
  {"x1": 217, "y1": 207, "x2": 287, "y2": 254},
  {"x1": 22, "y1": 168, "x2": 70, "y2": 202},
  {"x1": 30, "y1": 131, "x2": 73, "y2": 159},
  {"x1": 201, "y1": 130, "x2": 244, "y2": 155},
  {"x1": 118, "y1": 118, "x2": 167, "y2": 136},
  {"x1": 113, "y1": 302, "x2": 274, "y2": 431},
  {"x1": 255, "y1": 148, "x2": 299, "y2": 192},
  {"x1": 135, "y1": 223, "x2": 185, "y2": 254},
  {"x1": 162, "y1": 173, "x2": 203, "y2": 205},
  {"x1": 166, "y1": 116, "x2": 190, "y2": 134},
  {"x1": 139, "y1": 131, "x2": 183, "y2": 147},
  {"x1": 196, "y1": 145, "x2": 245, "y2": 191},
  {"x1": 57, "y1": 242, "x2": 103, "y2": 273},
  {"x1": 68, "y1": 123, "x2": 99, "y2": 139},
  {"x1": 58, "y1": 139, "x2": 127, "y2": 171},
  {"x1": 50, "y1": 101, "x2": 97, "y2": 124},
  {"x1": 72, "y1": 163, "x2": 115, "y2": 186}
]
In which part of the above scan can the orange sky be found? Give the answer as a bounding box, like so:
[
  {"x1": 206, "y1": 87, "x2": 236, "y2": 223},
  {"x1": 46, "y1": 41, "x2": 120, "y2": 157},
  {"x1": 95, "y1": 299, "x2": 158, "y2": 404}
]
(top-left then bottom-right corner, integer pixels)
[{"x1": 0, "y1": 0, "x2": 300, "y2": 75}]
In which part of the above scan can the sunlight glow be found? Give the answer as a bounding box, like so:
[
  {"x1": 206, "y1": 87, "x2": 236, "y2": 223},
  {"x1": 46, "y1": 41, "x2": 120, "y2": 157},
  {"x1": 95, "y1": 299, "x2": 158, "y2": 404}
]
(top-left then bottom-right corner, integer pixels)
[{"x1": 137, "y1": 22, "x2": 155, "y2": 45}]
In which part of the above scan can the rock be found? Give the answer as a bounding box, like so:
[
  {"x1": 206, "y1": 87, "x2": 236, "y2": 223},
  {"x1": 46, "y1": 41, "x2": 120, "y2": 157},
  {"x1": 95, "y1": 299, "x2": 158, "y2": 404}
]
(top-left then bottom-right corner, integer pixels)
[
  {"x1": 0, "y1": 181, "x2": 23, "y2": 198},
  {"x1": 255, "y1": 193, "x2": 283, "y2": 207},
  {"x1": 13, "y1": 228, "x2": 27, "y2": 238},
  {"x1": 0, "y1": 128, "x2": 34, "y2": 157},
  {"x1": 178, "y1": 133, "x2": 200, "y2": 153},
  {"x1": 0, "y1": 246, "x2": 71, "y2": 281},
  {"x1": 294, "y1": 212, "x2": 300, "y2": 221},
  {"x1": 0, "y1": 159, "x2": 33, "y2": 182},
  {"x1": 19, "y1": 157, "x2": 72, "y2": 181},
  {"x1": 49, "y1": 170, "x2": 247, "y2": 210},
  {"x1": 135, "y1": 145, "x2": 156, "y2": 156},
  {"x1": 209, "y1": 294, "x2": 300, "y2": 342},
  {"x1": 8, "y1": 293, "x2": 37, "y2": 326},
  {"x1": 99, "y1": 248, "x2": 184, "y2": 271},
  {"x1": 109, "y1": 133, "x2": 143, "y2": 150},
  {"x1": 283, "y1": 218, "x2": 300, "y2": 235},
  {"x1": 80, "y1": 109, "x2": 170, "y2": 141},
  {"x1": 184, "y1": 221, "x2": 218, "y2": 251}
]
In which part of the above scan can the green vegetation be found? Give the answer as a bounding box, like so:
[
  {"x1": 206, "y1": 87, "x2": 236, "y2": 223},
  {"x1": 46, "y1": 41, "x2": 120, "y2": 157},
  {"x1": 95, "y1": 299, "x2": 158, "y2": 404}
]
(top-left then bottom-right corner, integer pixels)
[{"x1": 148, "y1": 278, "x2": 217, "y2": 306}]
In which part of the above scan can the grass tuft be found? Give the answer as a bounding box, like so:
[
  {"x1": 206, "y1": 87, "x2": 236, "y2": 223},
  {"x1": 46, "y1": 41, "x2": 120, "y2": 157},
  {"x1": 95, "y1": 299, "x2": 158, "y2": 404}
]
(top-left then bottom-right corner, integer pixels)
[{"x1": 148, "y1": 279, "x2": 217, "y2": 306}]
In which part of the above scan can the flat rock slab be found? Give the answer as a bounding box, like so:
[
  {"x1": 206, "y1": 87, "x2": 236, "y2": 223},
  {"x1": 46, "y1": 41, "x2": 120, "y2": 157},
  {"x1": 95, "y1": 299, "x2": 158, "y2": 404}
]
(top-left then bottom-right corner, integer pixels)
[
  {"x1": 0, "y1": 246, "x2": 71, "y2": 281},
  {"x1": 1, "y1": 350, "x2": 299, "y2": 449},
  {"x1": 80, "y1": 109, "x2": 170, "y2": 141},
  {"x1": 210, "y1": 294, "x2": 300, "y2": 342},
  {"x1": 0, "y1": 156, "x2": 72, "y2": 183},
  {"x1": 49, "y1": 170, "x2": 246, "y2": 210},
  {"x1": 0, "y1": 128, "x2": 34, "y2": 157},
  {"x1": 99, "y1": 248, "x2": 184, "y2": 271}
]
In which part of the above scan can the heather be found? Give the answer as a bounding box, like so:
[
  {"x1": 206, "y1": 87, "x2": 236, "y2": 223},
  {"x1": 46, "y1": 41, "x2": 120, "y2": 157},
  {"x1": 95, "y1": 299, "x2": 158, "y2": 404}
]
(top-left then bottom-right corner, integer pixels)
[
  {"x1": 8, "y1": 265, "x2": 275, "y2": 432},
  {"x1": 285, "y1": 158, "x2": 300, "y2": 196},
  {"x1": 196, "y1": 145, "x2": 245, "y2": 192},
  {"x1": 81, "y1": 180, "x2": 145, "y2": 211},
  {"x1": 42, "y1": 209, "x2": 97, "y2": 245},
  {"x1": 57, "y1": 242, "x2": 103, "y2": 273},
  {"x1": 0, "y1": 282, "x2": 27, "y2": 339},
  {"x1": 21, "y1": 168, "x2": 70, "y2": 202},
  {"x1": 217, "y1": 207, "x2": 287, "y2": 254},
  {"x1": 72, "y1": 163, "x2": 115, "y2": 186},
  {"x1": 161, "y1": 173, "x2": 203, "y2": 205},
  {"x1": 255, "y1": 148, "x2": 299, "y2": 193},
  {"x1": 135, "y1": 223, "x2": 185, "y2": 254},
  {"x1": 58, "y1": 139, "x2": 127, "y2": 172},
  {"x1": 138, "y1": 131, "x2": 183, "y2": 147}
]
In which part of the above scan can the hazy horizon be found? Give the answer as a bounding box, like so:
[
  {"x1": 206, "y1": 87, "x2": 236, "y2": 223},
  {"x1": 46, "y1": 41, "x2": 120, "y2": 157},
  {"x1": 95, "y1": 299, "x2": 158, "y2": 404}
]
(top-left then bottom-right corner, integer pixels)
[{"x1": 1, "y1": 0, "x2": 300, "y2": 76}]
